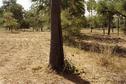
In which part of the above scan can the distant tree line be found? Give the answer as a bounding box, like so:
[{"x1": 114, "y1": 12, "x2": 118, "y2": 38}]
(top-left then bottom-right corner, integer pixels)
[
  {"x1": 87, "y1": 0, "x2": 126, "y2": 35},
  {"x1": 0, "y1": 0, "x2": 126, "y2": 34},
  {"x1": 0, "y1": 0, "x2": 26, "y2": 32}
]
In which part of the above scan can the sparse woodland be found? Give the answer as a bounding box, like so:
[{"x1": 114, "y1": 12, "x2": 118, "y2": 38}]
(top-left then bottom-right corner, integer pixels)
[{"x1": 0, "y1": 0, "x2": 126, "y2": 84}]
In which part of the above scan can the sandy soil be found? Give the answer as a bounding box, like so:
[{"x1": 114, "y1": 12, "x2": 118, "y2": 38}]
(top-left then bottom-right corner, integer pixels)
[{"x1": 0, "y1": 32, "x2": 125, "y2": 84}]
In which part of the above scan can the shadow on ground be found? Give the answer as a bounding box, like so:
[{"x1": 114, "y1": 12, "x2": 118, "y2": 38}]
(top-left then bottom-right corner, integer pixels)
[
  {"x1": 65, "y1": 33, "x2": 126, "y2": 57},
  {"x1": 59, "y1": 73, "x2": 90, "y2": 84},
  {"x1": 79, "y1": 33, "x2": 126, "y2": 43}
]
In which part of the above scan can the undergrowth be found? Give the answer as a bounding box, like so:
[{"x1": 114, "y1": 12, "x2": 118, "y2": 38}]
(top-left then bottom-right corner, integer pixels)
[{"x1": 63, "y1": 59, "x2": 84, "y2": 75}]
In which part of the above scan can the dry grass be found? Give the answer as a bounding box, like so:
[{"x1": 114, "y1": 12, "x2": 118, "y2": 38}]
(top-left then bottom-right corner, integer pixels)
[
  {"x1": 0, "y1": 30, "x2": 125, "y2": 84},
  {"x1": 64, "y1": 46, "x2": 126, "y2": 84},
  {"x1": 81, "y1": 28, "x2": 124, "y2": 36}
]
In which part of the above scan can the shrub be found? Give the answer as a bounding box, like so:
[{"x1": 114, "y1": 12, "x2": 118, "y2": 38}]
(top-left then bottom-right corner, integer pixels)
[
  {"x1": 3, "y1": 12, "x2": 18, "y2": 32},
  {"x1": 61, "y1": 10, "x2": 84, "y2": 40},
  {"x1": 63, "y1": 59, "x2": 79, "y2": 75}
]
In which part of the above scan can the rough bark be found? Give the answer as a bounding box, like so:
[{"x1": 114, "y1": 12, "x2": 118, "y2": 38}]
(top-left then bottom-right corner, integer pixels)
[
  {"x1": 117, "y1": 16, "x2": 120, "y2": 36},
  {"x1": 90, "y1": 10, "x2": 93, "y2": 33},
  {"x1": 49, "y1": 0, "x2": 64, "y2": 72},
  {"x1": 108, "y1": 14, "x2": 111, "y2": 35},
  {"x1": 102, "y1": 25, "x2": 105, "y2": 35},
  {"x1": 125, "y1": 17, "x2": 126, "y2": 30}
]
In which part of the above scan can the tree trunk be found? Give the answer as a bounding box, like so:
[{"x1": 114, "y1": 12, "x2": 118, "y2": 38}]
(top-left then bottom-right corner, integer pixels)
[
  {"x1": 112, "y1": 27, "x2": 114, "y2": 33},
  {"x1": 125, "y1": 17, "x2": 126, "y2": 28},
  {"x1": 49, "y1": 0, "x2": 64, "y2": 72},
  {"x1": 41, "y1": 27, "x2": 43, "y2": 32},
  {"x1": 123, "y1": 17, "x2": 126, "y2": 34},
  {"x1": 102, "y1": 25, "x2": 105, "y2": 35},
  {"x1": 117, "y1": 16, "x2": 120, "y2": 36},
  {"x1": 111, "y1": 23, "x2": 114, "y2": 33},
  {"x1": 90, "y1": 10, "x2": 93, "y2": 33},
  {"x1": 108, "y1": 14, "x2": 111, "y2": 35}
]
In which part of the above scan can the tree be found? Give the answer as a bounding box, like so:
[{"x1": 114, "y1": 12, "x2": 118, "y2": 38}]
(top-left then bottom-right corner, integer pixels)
[
  {"x1": 87, "y1": 0, "x2": 96, "y2": 32},
  {"x1": 3, "y1": 12, "x2": 18, "y2": 32},
  {"x1": 118, "y1": 0, "x2": 126, "y2": 34},
  {"x1": 9, "y1": 3, "x2": 23, "y2": 24},
  {"x1": 61, "y1": 0, "x2": 86, "y2": 38},
  {"x1": 63, "y1": 0, "x2": 85, "y2": 17},
  {"x1": 31, "y1": 0, "x2": 50, "y2": 31},
  {"x1": 30, "y1": 0, "x2": 86, "y2": 71},
  {"x1": 24, "y1": 7, "x2": 48, "y2": 31},
  {"x1": 96, "y1": 0, "x2": 115, "y2": 35},
  {"x1": 2, "y1": 0, "x2": 24, "y2": 28},
  {"x1": 0, "y1": 7, "x2": 4, "y2": 26},
  {"x1": 49, "y1": 0, "x2": 64, "y2": 72},
  {"x1": 31, "y1": 0, "x2": 64, "y2": 71}
]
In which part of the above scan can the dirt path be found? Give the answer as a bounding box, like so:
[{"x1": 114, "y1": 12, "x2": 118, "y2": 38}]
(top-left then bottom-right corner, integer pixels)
[{"x1": 0, "y1": 32, "x2": 125, "y2": 84}]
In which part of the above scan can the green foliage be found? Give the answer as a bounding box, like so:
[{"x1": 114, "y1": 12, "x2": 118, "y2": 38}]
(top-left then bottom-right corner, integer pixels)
[
  {"x1": 62, "y1": 0, "x2": 85, "y2": 17},
  {"x1": 61, "y1": 9, "x2": 86, "y2": 40},
  {"x1": 63, "y1": 59, "x2": 79, "y2": 75},
  {"x1": 31, "y1": 0, "x2": 49, "y2": 13},
  {"x1": 3, "y1": 12, "x2": 18, "y2": 30},
  {"x1": 0, "y1": 6, "x2": 4, "y2": 26},
  {"x1": 20, "y1": 19, "x2": 30, "y2": 28},
  {"x1": 2, "y1": 0, "x2": 24, "y2": 29},
  {"x1": 31, "y1": 0, "x2": 86, "y2": 33},
  {"x1": 24, "y1": 8, "x2": 49, "y2": 31},
  {"x1": 87, "y1": 0, "x2": 96, "y2": 12},
  {"x1": 8, "y1": 3, "x2": 23, "y2": 23},
  {"x1": 0, "y1": 18, "x2": 4, "y2": 25}
]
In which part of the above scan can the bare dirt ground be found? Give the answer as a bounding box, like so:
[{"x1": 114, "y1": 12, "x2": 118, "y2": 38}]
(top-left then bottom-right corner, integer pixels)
[{"x1": 0, "y1": 31, "x2": 126, "y2": 84}]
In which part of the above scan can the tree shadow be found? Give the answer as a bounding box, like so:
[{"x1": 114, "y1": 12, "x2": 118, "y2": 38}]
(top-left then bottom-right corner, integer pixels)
[
  {"x1": 79, "y1": 33, "x2": 126, "y2": 43},
  {"x1": 59, "y1": 73, "x2": 90, "y2": 84}
]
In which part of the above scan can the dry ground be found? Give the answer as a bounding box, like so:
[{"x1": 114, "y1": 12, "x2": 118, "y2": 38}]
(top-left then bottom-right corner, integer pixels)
[{"x1": 0, "y1": 31, "x2": 126, "y2": 84}]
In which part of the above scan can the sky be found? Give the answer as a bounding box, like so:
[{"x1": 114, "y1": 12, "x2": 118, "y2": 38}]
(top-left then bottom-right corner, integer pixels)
[{"x1": 0, "y1": 0, "x2": 32, "y2": 10}]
